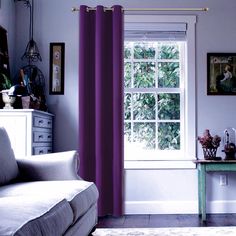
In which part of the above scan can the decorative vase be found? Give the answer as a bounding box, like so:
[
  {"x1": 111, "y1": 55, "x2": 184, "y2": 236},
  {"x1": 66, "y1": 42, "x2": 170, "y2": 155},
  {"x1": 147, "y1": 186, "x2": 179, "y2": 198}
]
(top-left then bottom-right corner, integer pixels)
[
  {"x1": 202, "y1": 147, "x2": 217, "y2": 160},
  {"x1": 21, "y1": 96, "x2": 31, "y2": 109},
  {"x1": 1, "y1": 90, "x2": 16, "y2": 109}
]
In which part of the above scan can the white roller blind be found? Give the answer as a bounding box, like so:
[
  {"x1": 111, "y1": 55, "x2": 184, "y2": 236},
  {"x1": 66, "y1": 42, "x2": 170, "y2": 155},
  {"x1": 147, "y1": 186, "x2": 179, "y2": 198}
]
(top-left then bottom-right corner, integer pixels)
[{"x1": 125, "y1": 22, "x2": 187, "y2": 41}]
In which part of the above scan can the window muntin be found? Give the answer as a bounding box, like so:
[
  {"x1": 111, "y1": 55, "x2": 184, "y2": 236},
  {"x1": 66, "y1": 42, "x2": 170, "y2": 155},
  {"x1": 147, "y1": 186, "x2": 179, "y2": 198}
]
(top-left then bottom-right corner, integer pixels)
[{"x1": 124, "y1": 41, "x2": 185, "y2": 161}]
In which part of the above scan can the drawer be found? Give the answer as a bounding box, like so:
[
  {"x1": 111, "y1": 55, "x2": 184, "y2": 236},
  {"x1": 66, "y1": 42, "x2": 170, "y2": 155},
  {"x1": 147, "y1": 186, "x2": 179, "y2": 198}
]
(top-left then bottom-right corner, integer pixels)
[
  {"x1": 33, "y1": 131, "x2": 52, "y2": 142},
  {"x1": 33, "y1": 116, "x2": 52, "y2": 129},
  {"x1": 33, "y1": 146, "x2": 52, "y2": 155}
]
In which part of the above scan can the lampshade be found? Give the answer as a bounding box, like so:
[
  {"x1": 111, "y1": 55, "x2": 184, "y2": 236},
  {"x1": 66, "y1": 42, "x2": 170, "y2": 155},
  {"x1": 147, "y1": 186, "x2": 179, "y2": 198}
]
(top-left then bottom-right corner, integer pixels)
[
  {"x1": 16, "y1": 0, "x2": 42, "y2": 63},
  {"x1": 21, "y1": 39, "x2": 42, "y2": 62}
]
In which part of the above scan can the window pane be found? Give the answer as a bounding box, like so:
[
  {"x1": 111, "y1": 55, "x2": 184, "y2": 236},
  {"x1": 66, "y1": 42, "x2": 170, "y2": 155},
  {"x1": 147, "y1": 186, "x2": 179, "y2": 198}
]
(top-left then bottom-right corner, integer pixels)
[
  {"x1": 158, "y1": 93, "x2": 180, "y2": 120},
  {"x1": 134, "y1": 62, "x2": 155, "y2": 88},
  {"x1": 134, "y1": 42, "x2": 155, "y2": 59},
  {"x1": 124, "y1": 42, "x2": 132, "y2": 59},
  {"x1": 158, "y1": 62, "x2": 180, "y2": 88},
  {"x1": 133, "y1": 122, "x2": 156, "y2": 149},
  {"x1": 124, "y1": 122, "x2": 131, "y2": 142},
  {"x1": 158, "y1": 122, "x2": 180, "y2": 150},
  {"x1": 157, "y1": 43, "x2": 179, "y2": 59},
  {"x1": 133, "y1": 93, "x2": 156, "y2": 120},
  {"x1": 124, "y1": 62, "x2": 132, "y2": 88},
  {"x1": 124, "y1": 93, "x2": 131, "y2": 120}
]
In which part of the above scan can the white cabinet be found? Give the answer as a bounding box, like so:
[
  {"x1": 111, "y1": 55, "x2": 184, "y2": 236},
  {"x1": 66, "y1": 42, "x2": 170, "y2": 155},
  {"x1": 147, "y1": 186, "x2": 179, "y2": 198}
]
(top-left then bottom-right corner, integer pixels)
[{"x1": 0, "y1": 109, "x2": 54, "y2": 157}]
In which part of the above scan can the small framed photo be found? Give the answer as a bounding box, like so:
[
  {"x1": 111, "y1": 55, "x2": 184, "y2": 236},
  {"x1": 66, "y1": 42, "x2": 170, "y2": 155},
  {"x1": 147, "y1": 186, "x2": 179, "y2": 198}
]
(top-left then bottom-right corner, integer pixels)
[
  {"x1": 49, "y1": 42, "x2": 65, "y2": 95},
  {"x1": 207, "y1": 53, "x2": 236, "y2": 95}
]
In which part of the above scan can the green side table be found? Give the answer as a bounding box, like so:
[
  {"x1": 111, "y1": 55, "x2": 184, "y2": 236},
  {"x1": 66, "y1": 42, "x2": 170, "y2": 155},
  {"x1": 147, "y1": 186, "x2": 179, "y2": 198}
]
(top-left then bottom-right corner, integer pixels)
[{"x1": 194, "y1": 159, "x2": 236, "y2": 221}]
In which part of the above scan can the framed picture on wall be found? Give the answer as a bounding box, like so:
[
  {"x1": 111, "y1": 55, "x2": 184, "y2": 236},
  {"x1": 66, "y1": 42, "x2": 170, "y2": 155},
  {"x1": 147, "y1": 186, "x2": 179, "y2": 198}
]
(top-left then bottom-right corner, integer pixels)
[
  {"x1": 207, "y1": 53, "x2": 236, "y2": 95},
  {"x1": 49, "y1": 42, "x2": 65, "y2": 95}
]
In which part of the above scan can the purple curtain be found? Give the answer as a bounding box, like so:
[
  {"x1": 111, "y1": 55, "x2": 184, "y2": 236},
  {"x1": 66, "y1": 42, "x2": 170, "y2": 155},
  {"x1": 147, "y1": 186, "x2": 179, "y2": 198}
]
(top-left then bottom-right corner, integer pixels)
[{"x1": 79, "y1": 5, "x2": 124, "y2": 216}]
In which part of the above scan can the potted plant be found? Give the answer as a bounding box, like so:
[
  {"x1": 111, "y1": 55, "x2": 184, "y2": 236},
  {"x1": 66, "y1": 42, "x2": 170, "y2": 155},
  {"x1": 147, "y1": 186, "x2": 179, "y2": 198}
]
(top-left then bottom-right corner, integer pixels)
[
  {"x1": 0, "y1": 72, "x2": 28, "y2": 109},
  {"x1": 0, "y1": 72, "x2": 12, "y2": 90},
  {"x1": 198, "y1": 129, "x2": 221, "y2": 160}
]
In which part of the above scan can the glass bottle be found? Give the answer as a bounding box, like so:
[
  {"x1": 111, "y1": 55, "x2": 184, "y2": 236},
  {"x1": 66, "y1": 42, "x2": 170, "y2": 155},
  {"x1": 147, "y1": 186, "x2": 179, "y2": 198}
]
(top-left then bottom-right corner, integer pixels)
[{"x1": 223, "y1": 127, "x2": 236, "y2": 159}]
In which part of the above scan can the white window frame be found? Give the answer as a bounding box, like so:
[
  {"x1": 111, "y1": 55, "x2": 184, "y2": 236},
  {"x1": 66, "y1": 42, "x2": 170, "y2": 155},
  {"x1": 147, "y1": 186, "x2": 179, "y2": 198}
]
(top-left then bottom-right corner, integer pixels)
[{"x1": 124, "y1": 15, "x2": 196, "y2": 169}]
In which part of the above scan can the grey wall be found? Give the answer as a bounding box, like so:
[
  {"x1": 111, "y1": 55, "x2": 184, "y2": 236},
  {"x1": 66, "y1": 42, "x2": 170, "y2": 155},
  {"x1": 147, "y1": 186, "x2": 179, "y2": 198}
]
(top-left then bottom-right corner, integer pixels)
[{"x1": 2, "y1": 0, "x2": 236, "y2": 214}]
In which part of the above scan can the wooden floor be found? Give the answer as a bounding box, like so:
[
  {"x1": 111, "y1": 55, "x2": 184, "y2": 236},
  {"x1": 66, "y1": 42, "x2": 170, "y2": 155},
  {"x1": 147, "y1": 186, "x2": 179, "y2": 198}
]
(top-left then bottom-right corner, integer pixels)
[{"x1": 97, "y1": 214, "x2": 236, "y2": 228}]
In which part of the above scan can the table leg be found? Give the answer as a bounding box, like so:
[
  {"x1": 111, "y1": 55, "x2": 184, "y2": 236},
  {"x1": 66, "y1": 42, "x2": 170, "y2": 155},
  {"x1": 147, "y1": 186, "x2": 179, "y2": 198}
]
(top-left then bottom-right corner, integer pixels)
[
  {"x1": 199, "y1": 164, "x2": 206, "y2": 221},
  {"x1": 198, "y1": 165, "x2": 202, "y2": 216}
]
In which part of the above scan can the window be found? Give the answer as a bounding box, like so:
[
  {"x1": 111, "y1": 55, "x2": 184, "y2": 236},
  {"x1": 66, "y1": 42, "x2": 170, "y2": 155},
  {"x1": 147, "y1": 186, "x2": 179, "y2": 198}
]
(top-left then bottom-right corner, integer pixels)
[
  {"x1": 124, "y1": 41, "x2": 184, "y2": 160},
  {"x1": 124, "y1": 15, "x2": 196, "y2": 169}
]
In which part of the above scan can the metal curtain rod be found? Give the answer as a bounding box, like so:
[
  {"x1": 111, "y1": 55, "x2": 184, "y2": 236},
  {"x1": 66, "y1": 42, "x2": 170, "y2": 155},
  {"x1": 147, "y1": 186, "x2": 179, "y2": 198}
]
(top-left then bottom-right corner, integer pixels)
[{"x1": 71, "y1": 7, "x2": 209, "y2": 12}]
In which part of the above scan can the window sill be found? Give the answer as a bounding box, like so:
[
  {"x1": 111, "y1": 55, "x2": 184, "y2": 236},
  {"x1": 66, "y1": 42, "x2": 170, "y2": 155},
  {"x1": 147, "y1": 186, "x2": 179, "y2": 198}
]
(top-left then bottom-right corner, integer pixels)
[{"x1": 124, "y1": 160, "x2": 196, "y2": 169}]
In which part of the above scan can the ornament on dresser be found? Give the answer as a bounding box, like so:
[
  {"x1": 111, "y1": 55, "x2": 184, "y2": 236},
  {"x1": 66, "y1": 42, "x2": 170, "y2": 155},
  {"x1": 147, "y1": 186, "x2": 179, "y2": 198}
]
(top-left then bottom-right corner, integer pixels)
[
  {"x1": 0, "y1": 66, "x2": 47, "y2": 111},
  {"x1": 222, "y1": 127, "x2": 236, "y2": 160},
  {"x1": 1, "y1": 90, "x2": 16, "y2": 109},
  {"x1": 16, "y1": 65, "x2": 47, "y2": 111},
  {"x1": 0, "y1": 71, "x2": 28, "y2": 109},
  {"x1": 0, "y1": 72, "x2": 14, "y2": 109},
  {"x1": 198, "y1": 129, "x2": 221, "y2": 160}
]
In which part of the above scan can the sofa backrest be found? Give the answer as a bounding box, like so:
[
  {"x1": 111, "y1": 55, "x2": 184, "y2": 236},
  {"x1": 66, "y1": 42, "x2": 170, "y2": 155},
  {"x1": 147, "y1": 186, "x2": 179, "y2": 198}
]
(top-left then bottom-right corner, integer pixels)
[{"x1": 0, "y1": 127, "x2": 19, "y2": 185}]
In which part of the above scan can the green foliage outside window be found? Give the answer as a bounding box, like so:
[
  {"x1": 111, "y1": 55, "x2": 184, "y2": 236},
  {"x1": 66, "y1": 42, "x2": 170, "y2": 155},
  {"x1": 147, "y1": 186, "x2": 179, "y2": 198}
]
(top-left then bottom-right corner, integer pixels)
[
  {"x1": 134, "y1": 42, "x2": 155, "y2": 59},
  {"x1": 158, "y1": 62, "x2": 180, "y2": 88},
  {"x1": 158, "y1": 93, "x2": 180, "y2": 120},
  {"x1": 124, "y1": 122, "x2": 131, "y2": 142},
  {"x1": 133, "y1": 122, "x2": 156, "y2": 149},
  {"x1": 157, "y1": 44, "x2": 179, "y2": 59},
  {"x1": 124, "y1": 93, "x2": 131, "y2": 120},
  {"x1": 124, "y1": 43, "x2": 132, "y2": 59},
  {"x1": 158, "y1": 122, "x2": 180, "y2": 150},
  {"x1": 124, "y1": 62, "x2": 131, "y2": 88},
  {"x1": 133, "y1": 93, "x2": 156, "y2": 120},
  {"x1": 134, "y1": 62, "x2": 155, "y2": 88}
]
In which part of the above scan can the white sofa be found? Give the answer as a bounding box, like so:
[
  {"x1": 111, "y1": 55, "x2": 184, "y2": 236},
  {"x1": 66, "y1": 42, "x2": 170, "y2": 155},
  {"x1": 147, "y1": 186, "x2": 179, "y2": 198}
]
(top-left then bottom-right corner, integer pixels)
[{"x1": 0, "y1": 127, "x2": 99, "y2": 236}]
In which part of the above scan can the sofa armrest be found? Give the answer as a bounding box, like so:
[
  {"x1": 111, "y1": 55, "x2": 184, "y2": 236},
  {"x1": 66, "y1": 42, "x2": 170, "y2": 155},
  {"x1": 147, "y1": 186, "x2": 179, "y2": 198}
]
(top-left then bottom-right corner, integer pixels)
[{"x1": 16, "y1": 150, "x2": 82, "y2": 181}]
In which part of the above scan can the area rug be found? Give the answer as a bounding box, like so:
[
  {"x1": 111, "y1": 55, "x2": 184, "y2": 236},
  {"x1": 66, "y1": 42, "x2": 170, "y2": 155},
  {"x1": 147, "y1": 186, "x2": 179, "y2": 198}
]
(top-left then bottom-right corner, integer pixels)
[{"x1": 93, "y1": 227, "x2": 236, "y2": 236}]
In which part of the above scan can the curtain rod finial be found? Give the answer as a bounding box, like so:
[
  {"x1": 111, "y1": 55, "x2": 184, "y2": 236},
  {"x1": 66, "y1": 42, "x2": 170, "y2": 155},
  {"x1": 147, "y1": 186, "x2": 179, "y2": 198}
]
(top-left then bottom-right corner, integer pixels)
[
  {"x1": 71, "y1": 7, "x2": 77, "y2": 12},
  {"x1": 203, "y1": 7, "x2": 209, "y2": 11}
]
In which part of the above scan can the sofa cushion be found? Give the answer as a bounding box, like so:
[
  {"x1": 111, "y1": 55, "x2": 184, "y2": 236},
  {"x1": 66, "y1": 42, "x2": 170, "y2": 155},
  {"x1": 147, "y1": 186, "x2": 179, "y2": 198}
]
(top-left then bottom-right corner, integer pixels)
[
  {"x1": 0, "y1": 127, "x2": 19, "y2": 185},
  {"x1": 68, "y1": 181, "x2": 99, "y2": 222},
  {"x1": 0, "y1": 180, "x2": 99, "y2": 223},
  {"x1": 0, "y1": 196, "x2": 74, "y2": 236}
]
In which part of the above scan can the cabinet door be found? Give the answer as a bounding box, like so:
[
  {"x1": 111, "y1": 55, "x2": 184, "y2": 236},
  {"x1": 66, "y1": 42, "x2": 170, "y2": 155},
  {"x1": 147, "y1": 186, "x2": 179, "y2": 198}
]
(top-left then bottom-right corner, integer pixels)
[{"x1": 0, "y1": 115, "x2": 30, "y2": 157}]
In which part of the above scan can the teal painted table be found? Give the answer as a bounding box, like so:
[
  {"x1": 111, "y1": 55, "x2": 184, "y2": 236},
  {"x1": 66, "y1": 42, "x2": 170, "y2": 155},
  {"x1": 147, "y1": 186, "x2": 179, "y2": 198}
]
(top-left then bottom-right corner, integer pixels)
[{"x1": 194, "y1": 159, "x2": 236, "y2": 221}]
